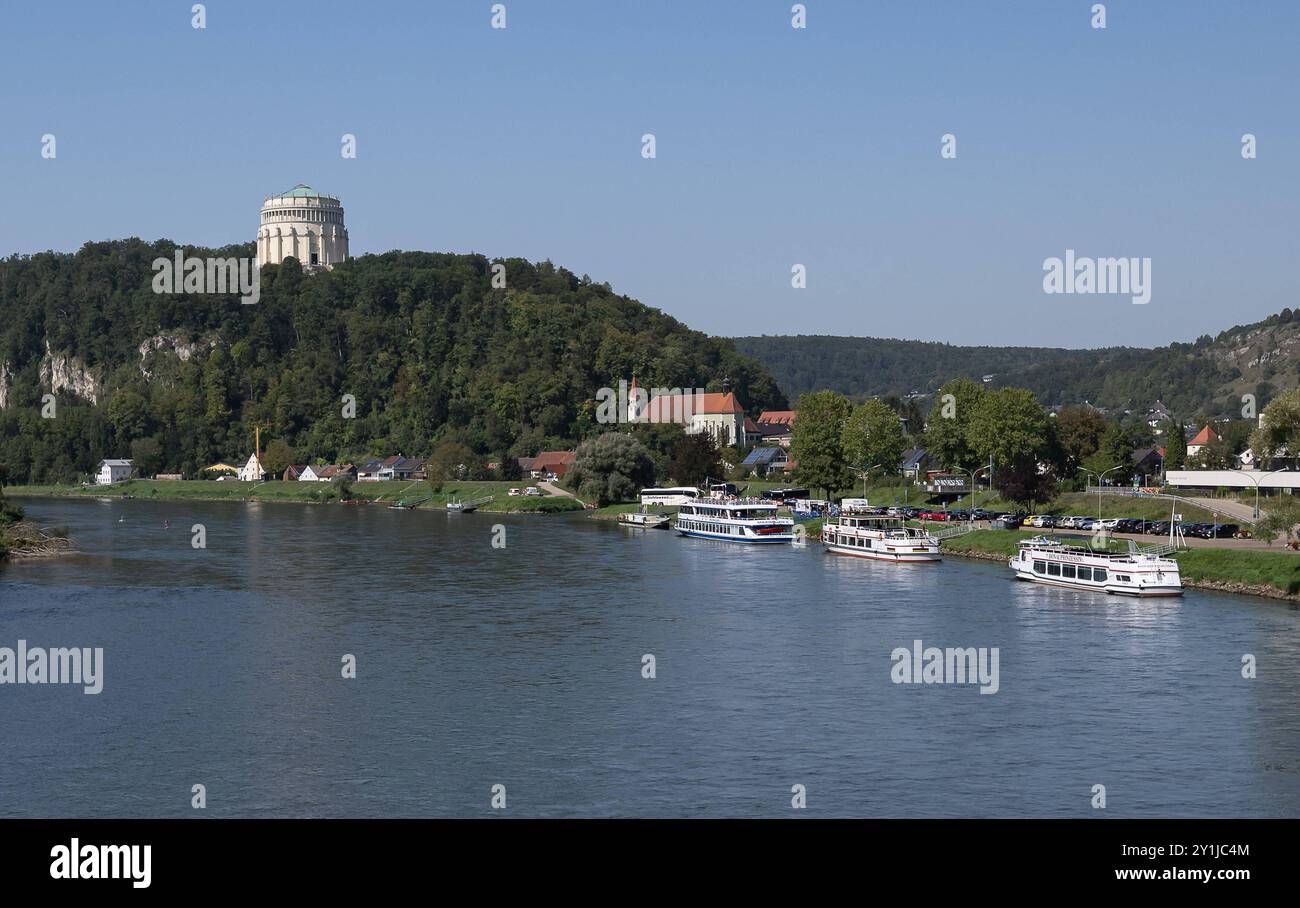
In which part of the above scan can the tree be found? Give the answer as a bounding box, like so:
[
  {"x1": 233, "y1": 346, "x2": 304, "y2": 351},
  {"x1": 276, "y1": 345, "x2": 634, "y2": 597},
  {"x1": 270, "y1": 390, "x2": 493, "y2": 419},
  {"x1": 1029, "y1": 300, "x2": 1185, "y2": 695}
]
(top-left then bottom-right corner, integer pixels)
[
  {"x1": 426, "y1": 440, "x2": 474, "y2": 492},
  {"x1": 261, "y1": 438, "x2": 295, "y2": 479},
  {"x1": 790, "y1": 390, "x2": 853, "y2": 498},
  {"x1": 923, "y1": 378, "x2": 985, "y2": 472},
  {"x1": 995, "y1": 457, "x2": 1058, "y2": 510},
  {"x1": 841, "y1": 398, "x2": 906, "y2": 480},
  {"x1": 331, "y1": 474, "x2": 354, "y2": 501},
  {"x1": 566, "y1": 432, "x2": 656, "y2": 506},
  {"x1": 1255, "y1": 496, "x2": 1300, "y2": 547},
  {"x1": 1082, "y1": 421, "x2": 1135, "y2": 483},
  {"x1": 670, "y1": 432, "x2": 722, "y2": 486},
  {"x1": 1251, "y1": 388, "x2": 1300, "y2": 468},
  {"x1": 1053, "y1": 405, "x2": 1107, "y2": 476},
  {"x1": 129, "y1": 436, "x2": 164, "y2": 477},
  {"x1": 1163, "y1": 419, "x2": 1186, "y2": 471},
  {"x1": 967, "y1": 388, "x2": 1049, "y2": 472}
]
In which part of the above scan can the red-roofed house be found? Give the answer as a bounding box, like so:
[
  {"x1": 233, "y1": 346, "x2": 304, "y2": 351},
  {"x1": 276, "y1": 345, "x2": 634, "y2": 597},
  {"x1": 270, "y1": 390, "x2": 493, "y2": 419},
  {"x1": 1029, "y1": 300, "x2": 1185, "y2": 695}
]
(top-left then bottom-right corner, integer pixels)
[
  {"x1": 1186, "y1": 425, "x2": 1219, "y2": 458},
  {"x1": 530, "y1": 450, "x2": 576, "y2": 479}
]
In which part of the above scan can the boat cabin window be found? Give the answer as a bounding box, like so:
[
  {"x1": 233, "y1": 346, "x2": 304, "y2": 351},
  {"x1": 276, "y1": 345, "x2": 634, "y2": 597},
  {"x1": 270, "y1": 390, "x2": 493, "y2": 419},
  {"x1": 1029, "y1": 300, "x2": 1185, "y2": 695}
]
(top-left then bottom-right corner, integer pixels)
[
  {"x1": 1047, "y1": 563, "x2": 1061, "y2": 577},
  {"x1": 1033, "y1": 560, "x2": 1046, "y2": 573},
  {"x1": 1061, "y1": 564, "x2": 1076, "y2": 579},
  {"x1": 1077, "y1": 567, "x2": 1092, "y2": 581},
  {"x1": 1095, "y1": 569, "x2": 1108, "y2": 582}
]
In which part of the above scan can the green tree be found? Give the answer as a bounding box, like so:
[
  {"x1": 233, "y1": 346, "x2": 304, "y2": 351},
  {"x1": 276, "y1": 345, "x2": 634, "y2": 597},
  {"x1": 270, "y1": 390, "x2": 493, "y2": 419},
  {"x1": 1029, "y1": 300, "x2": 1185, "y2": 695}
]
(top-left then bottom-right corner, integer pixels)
[
  {"x1": 790, "y1": 390, "x2": 853, "y2": 498},
  {"x1": 1251, "y1": 388, "x2": 1300, "y2": 468},
  {"x1": 1255, "y1": 496, "x2": 1300, "y2": 547},
  {"x1": 923, "y1": 378, "x2": 985, "y2": 472},
  {"x1": 426, "y1": 440, "x2": 474, "y2": 492},
  {"x1": 968, "y1": 388, "x2": 1049, "y2": 471},
  {"x1": 841, "y1": 398, "x2": 906, "y2": 479},
  {"x1": 1053, "y1": 405, "x2": 1107, "y2": 476},
  {"x1": 567, "y1": 432, "x2": 656, "y2": 506},
  {"x1": 261, "y1": 438, "x2": 295, "y2": 478},
  {"x1": 1162, "y1": 419, "x2": 1186, "y2": 471},
  {"x1": 670, "y1": 432, "x2": 722, "y2": 486},
  {"x1": 129, "y1": 436, "x2": 164, "y2": 477},
  {"x1": 1082, "y1": 421, "x2": 1135, "y2": 483}
]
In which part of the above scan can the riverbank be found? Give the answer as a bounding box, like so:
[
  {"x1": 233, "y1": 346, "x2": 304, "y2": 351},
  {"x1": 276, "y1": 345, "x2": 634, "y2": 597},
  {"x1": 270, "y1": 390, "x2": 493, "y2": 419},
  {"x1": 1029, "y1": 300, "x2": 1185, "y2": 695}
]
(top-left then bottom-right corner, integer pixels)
[
  {"x1": 4, "y1": 480, "x2": 585, "y2": 514},
  {"x1": 939, "y1": 529, "x2": 1300, "y2": 602}
]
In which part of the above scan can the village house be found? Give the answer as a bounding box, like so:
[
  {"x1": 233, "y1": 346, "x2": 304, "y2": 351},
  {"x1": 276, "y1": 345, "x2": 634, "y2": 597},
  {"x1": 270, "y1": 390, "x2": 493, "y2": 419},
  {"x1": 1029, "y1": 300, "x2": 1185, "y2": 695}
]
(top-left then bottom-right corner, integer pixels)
[
  {"x1": 900, "y1": 447, "x2": 930, "y2": 480},
  {"x1": 1186, "y1": 425, "x2": 1219, "y2": 458},
  {"x1": 529, "y1": 451, "x2": 576, "y2": 480},
  {"x1": 755, "y1": 410, "x2": 797, "y2": 448},
  {"x1": 740, "y1": 446, "x2": 792, "y2": 477},
  {"x1": 299, "y1": 464, "x2": 357, "y2": 482},
  {"x1": 237, "y1": 453, "x2": 267, "y2": 482},
  {"x1": 283, "y1": 464, "x2": 309, "y2": 481},
  {"x1": 1131, "y1": 447, "x2": 1163, "y2": 480},
  {"x1": 95, "y1": 459, "x2": 134, "y2": 485}
]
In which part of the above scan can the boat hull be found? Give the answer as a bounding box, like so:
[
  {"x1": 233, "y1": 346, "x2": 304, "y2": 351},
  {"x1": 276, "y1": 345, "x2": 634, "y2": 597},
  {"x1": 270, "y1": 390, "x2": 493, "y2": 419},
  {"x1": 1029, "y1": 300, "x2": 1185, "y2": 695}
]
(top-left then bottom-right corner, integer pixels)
[
  {"x1": 825, "y1": 543, "x2": 940, "y2": 562},
  {"x1": 675, "y1": 525, "x2": 792, "y2": 543},
  {"x1": 1009, "y1": 554, "x2": 1183, "y2": 597}
]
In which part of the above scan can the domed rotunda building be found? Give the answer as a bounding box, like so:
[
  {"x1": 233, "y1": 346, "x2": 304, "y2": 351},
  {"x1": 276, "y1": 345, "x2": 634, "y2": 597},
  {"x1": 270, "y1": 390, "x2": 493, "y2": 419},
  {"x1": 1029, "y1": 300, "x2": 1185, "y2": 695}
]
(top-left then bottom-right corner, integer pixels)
[{"x1": 256, "y1": 184, "x2": 349, "y2": 269}]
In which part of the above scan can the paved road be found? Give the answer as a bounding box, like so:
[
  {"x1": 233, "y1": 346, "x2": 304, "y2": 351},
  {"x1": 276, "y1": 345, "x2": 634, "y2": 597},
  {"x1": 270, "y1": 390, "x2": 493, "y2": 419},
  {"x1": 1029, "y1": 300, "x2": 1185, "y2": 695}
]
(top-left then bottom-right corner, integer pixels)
[
  {"x1": 1181, "y1": 497, "x2": 1261, "y2": 524},
  {"x1": 539, "y1": 480, "x2": 580, "y2": 502}
]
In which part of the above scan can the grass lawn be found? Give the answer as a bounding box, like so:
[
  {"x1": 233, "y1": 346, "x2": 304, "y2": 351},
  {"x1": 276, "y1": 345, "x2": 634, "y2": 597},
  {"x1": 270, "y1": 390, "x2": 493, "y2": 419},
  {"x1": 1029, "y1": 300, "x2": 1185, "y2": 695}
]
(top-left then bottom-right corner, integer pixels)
[
  {"x1": 5, "y1": 479, "x2": 585, "y2": 513},
  {"x1": 1172, "y1": 548, "x2": 1300, "y2": 595}
]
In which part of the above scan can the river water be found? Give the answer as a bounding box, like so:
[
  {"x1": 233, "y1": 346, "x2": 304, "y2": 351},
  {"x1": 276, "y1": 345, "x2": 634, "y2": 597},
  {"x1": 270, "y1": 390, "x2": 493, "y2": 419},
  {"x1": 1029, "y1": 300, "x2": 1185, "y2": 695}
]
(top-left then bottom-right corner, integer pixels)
[{"x1": 2, "y1": 497, "x2": 1298, "y2": 817}]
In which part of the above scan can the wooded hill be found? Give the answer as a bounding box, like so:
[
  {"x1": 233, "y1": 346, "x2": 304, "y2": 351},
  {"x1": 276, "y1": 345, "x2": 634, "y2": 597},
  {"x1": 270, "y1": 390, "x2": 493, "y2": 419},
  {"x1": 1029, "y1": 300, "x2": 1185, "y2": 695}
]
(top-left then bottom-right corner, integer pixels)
[
  {"x1": 0, "y1": 240, "x2": 786, "y2": 483},
  {"x1": 735, "y1": 312, "x2": 1300, "y2": 420}
]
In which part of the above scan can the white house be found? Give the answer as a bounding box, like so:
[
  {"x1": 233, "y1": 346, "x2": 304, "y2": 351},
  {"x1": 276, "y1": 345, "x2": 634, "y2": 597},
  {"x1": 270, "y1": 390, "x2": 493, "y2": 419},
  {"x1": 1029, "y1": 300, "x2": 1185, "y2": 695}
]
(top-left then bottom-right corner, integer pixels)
[
  {"x1": 299, "y1": 465, "x2": 325, "y2": 482},
  {"x1": 238, "y1": 453, "x2": 267, "y2": 482},
  {"x1": 96, "y1": 459, "x2": 134, "y2": 485}
]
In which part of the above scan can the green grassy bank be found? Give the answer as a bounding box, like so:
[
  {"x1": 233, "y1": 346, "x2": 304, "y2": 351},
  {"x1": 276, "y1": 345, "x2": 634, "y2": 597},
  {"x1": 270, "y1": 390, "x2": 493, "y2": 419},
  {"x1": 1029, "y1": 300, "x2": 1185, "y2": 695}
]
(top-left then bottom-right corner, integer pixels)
[{"x1": 4, "y1": 480, "x2": 585, "y2": 514}]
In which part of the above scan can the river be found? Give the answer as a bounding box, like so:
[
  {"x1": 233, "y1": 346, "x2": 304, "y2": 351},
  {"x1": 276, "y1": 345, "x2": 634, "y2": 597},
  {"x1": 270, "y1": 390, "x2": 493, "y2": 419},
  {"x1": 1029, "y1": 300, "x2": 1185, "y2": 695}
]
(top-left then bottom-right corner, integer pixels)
[{"x1": 2, "y1": 497, "x2": 1298, "y2": 817}]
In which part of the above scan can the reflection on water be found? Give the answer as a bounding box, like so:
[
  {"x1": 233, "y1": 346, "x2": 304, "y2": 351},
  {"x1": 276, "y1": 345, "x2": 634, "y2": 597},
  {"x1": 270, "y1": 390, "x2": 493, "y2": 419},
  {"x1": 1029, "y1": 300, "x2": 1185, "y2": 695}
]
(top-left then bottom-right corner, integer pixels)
[{"x1": 1, "y1": 497, "x2": 1298, "y2": 817}]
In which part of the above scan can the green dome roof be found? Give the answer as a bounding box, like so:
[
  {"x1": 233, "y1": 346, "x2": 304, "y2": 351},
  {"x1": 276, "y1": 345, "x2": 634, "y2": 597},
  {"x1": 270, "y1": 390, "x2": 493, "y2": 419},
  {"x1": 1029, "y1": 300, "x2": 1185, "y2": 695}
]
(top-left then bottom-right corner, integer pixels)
[{"x1": 280, "y1": 183, "x2": 321, "y2": 198}]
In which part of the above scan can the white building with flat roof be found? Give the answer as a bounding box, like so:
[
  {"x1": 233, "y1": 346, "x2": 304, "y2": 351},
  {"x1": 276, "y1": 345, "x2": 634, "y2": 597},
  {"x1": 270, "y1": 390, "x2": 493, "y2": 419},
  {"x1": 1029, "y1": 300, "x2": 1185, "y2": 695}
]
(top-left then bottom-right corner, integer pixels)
[{"x1": 256, "y1": 184, "x2": 349, "y2": 269}]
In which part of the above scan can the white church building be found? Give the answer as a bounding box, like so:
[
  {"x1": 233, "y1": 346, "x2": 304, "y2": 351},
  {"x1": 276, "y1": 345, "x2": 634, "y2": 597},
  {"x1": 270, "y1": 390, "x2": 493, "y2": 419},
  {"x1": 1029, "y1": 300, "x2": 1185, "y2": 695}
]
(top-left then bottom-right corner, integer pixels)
[{"x1": 256, "y1": 184, "x2": 349, "y2": 269}]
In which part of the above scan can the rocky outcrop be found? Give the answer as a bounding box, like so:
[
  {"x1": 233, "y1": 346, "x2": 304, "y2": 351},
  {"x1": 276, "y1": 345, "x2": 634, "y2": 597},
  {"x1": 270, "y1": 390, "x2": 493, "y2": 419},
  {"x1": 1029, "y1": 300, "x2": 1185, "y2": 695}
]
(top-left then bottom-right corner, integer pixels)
[
  {"x1": 40, "y1": 342, "x2": 99, "y2": 404},
  {"x1": 137, "y1": 333, "x2": 218, "y2": 379}
]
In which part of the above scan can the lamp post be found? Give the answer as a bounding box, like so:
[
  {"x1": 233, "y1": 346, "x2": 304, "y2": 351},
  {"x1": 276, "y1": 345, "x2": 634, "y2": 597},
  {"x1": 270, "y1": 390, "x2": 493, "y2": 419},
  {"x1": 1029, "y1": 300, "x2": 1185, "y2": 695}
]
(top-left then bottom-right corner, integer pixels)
[
  {"x1": 1245, "y1": 468, "x2": 1290, "y2": 519},
  {"x1": 851, "y1": 463, "x2": 882, "y2": 500},
  {"x1": 1080, "y1": 466, "x2": 1124, "y2": 523},
  {"x1": 951, "y1": 465, "x2": 991, "y2": 527}
]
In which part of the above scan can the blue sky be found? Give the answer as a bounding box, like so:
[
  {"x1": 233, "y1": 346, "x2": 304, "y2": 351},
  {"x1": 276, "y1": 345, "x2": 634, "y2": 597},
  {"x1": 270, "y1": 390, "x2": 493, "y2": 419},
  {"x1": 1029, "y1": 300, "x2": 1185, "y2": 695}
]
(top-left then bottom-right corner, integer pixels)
[{"x1": 2, "y1": 1, "x2": 1297, "y2": 347}]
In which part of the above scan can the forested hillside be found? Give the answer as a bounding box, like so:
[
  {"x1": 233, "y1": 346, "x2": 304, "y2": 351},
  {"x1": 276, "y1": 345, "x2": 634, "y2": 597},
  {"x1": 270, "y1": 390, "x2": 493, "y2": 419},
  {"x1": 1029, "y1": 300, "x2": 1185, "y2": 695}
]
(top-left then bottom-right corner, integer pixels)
[
  {"x1": 735, "y1": 315, "x2": 1300, "y2": 419},
  {"x1": 0, "y1": 240, "x2": 785, "y2": 483}
]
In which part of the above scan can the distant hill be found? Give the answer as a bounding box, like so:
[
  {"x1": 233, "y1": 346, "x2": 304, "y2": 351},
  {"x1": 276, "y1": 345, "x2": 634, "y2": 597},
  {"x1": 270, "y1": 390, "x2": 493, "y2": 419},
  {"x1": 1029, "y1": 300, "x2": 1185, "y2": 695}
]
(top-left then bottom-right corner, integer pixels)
[
  {"x1": 734, "y1": 313, "x2": 1300, "y2": 419},
  {"x1": 0, "y1": 240, "x2": 786, "y2": 483}
]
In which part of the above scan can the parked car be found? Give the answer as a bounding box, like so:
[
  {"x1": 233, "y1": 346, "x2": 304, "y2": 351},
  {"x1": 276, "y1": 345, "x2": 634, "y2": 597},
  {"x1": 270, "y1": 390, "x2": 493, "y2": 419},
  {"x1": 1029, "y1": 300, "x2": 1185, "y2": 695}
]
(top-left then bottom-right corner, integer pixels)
[
  {"x1": 525, "y1": 486, "x2": 545, "y2": 497},
  {"x1": 507, "y1": 488, "x2": 524, "y2": 497},
  {"x1": 1114, "y1": 518, "x2": 1146, "y2": 534},
  {"x1": 1147, "y1": 521, "x2": 1170, "y2": 535},
  {"x1": 995, "y1": 514, "x2": 1023, "y2": 529},
  {"x1": 1211, "y1": 524, "x2": 1240, "y2": 538}
]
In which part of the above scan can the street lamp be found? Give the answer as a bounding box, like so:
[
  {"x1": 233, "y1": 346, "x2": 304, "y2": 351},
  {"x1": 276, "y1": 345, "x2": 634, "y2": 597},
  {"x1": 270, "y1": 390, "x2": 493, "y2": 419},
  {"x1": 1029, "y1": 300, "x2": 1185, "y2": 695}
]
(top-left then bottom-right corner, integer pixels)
[
  {"x1": 1079, "y1": 466, "x2": 1124, "y2": 523},
  {"x1": 950, "y1": 465, "x2": 991, "y2": 527},
  {"x1": 1244, "y1": 467, "x2": 1290, "y2": 519},
  {"x1": 851, "y1": 463, "x2": 882, "y2": 500}
]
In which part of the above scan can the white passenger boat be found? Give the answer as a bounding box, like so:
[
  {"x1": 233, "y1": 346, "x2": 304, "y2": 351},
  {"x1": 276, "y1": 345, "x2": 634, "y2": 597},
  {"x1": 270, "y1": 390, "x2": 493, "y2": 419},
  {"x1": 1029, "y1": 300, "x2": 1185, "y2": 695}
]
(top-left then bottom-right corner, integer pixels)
[
  {"x1": 1009, "y1": 535, "x2": 1183, "y2": 597},
  {"x1": 674, "y1": 498, "x2": 794, "y2": 543},
  {"x1": 821, "y1": 514, "x2": 941, "y2": 562},
  {"x1": 619, "y1": 507, "x2": 671, "y2": 529}
]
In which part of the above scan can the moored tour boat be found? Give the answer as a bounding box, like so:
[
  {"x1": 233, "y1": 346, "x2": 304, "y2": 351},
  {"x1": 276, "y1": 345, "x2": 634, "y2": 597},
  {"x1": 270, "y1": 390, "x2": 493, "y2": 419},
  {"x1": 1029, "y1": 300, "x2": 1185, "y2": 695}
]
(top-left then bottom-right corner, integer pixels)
[
  {"x1": 674, "y1": 498, "x2": 794, "y2": 543},
  {"x1": 1009, "y1": 535, "x2": 1183, "y2": 597},
  {"x1": 821, "y1": 514, "x2": 941, "y2": 562}
]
